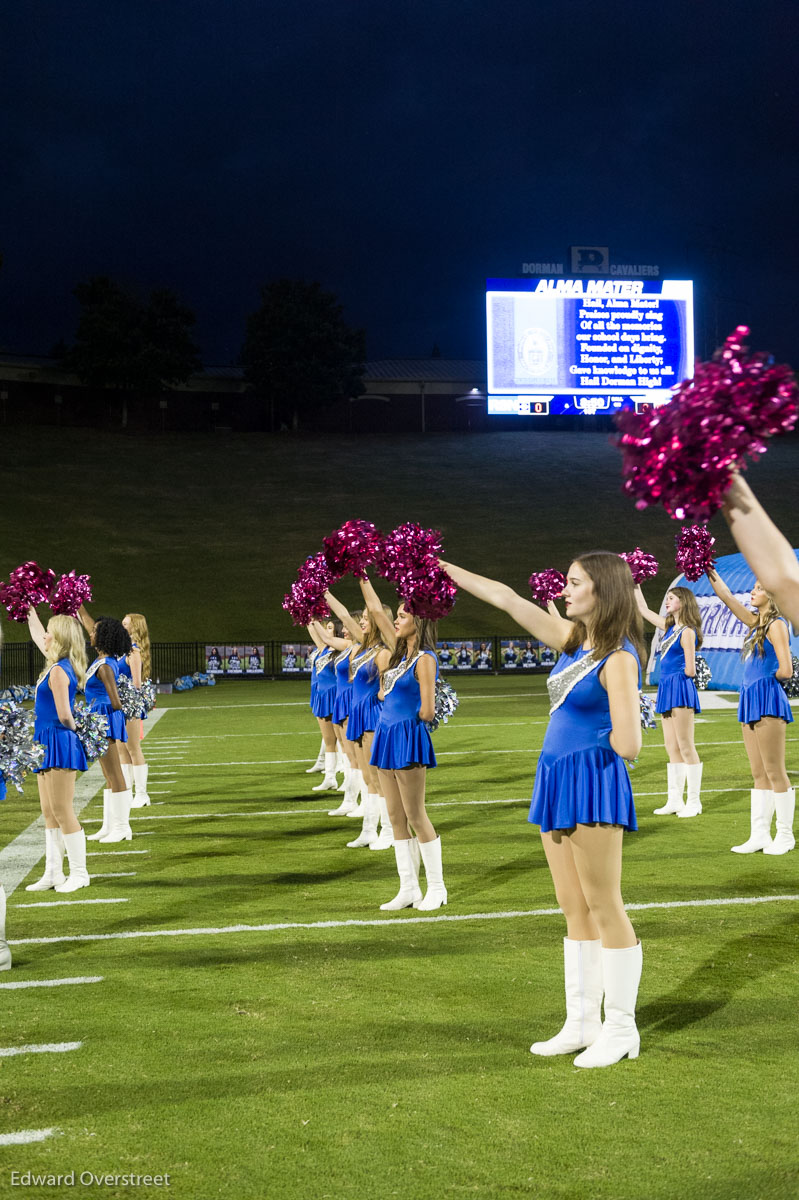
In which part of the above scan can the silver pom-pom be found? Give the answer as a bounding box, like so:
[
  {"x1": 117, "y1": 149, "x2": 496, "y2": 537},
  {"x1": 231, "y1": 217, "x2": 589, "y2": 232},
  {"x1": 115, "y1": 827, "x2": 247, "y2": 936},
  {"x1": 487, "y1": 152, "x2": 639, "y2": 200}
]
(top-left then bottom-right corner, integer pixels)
[
  {"x1": 694, "y1": 655, "x2": 712, "y2": 691},
  {"x1": 140, "y1": 678, "x2": 157, "y2": 713},
  {"x1": 424, "y1": 679, "x2": 460, "y2": 733},
  {"x1": 640, "y1": 692, "x2": 657, "y2": 730},
  {"x1": 780, "y1": 655, "x2": 799, "y2": 699},
  {"x1": 0, "y1": 700, "x2": 44, "y2": 792},
  {"x1": 73, "y1": 701, "x2": 110, "y2": 763},
  {"x1": 117, "y1": 675, "x2": 144, "y2": 721}
]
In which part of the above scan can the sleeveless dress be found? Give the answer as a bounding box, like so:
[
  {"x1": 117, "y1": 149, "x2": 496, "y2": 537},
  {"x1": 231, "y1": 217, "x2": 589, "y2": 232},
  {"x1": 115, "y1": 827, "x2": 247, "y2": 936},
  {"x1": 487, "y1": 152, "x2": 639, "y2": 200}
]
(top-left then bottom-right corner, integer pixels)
[
  {"x1": 346, "y1": 649, "x2": 383, "y2": 741},
  {"x1": 118, "y1": 642, "x2": 147, "y2": 721},
  {"x1": 332, "y1": 648, "x2": 353, "y2": 726},
  {"x1": 309, "y1": 650, "x2": 337, "y2": 719},
  {"x1": 34, "y1": 659, "x2": 88, "y2": 772},
  {"x1": 655, "y1": 626, "x2": 701, "y2": 715},
  {"x1": 529, "y1": 641, "x2": 640, "y2": 833},
  {"x1": 307, "y1": 648, "x2": 319, "y2": 711},
  {"x1": 738, "y1": 618, "x2": 794, "y2": 726},
  {"x1": 85, "y1": 655, "x2": 128, "y2": 742},
  {"x1": 370, "y1": 650, "x2": 438, "y2": 769}
]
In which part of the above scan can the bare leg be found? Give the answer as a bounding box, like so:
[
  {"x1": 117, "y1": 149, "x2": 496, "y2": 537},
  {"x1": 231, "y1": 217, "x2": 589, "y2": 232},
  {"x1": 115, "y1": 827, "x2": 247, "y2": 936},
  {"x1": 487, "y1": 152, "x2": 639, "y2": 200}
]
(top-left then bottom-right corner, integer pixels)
[
  {"x1": 395, "y1": 767, "x2": 436, "y2": 843},
  {"x1": 316, "y1": 716, "x2": 337, "y2": 752},
  {"x1": 568, "y1": 824, "x2": 636, "y2": 948},
  {"x1": 118, "y1": 718, "x2": 145, "y2": 766},
  {"x1": 36, "y1": 773, "x2": 59, "y2": 830},
  {"x1": 540, "y1": 830, "x2": 599, "y2": 942},
  {"x1": 670, "y1": 708, "x2": 700, "y2": 765},
  {"x1": 45, "y1": 769, "x2": 81, "y2": 835},
  {"x1": 377, "y1": 769, "x2": 412, "y2": 839},
  {"x1": 661, "y1": 716, "x2": 684, "y2": 764},
  {"x1": 360, "y1": 731, "x2": 382, "y2": 796},
  {"x1": 753, "y1": 717, "x2": 791, "y2": 792},
  {"x1": 101, "y1": 742, "x2": 127, "y2": 792},
  {"x1": 742, "y1": 723, "x2": 770, "y2": 789}
]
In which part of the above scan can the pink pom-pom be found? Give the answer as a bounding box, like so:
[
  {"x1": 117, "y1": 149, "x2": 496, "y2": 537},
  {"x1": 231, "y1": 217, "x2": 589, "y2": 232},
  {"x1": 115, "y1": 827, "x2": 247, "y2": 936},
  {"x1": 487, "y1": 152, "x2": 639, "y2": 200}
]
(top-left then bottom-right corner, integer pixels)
[
  {"x1": 50, "y1": 571, "x2": 93, "y2": 617},
  {"x1": 618, "y1": 549, "x2": 659, "y2": 585},
  {"x1": 0, "y1": 561, "x2": 56, "y2": 622},
  {"x1": 675, "y1": 526, "x2": 716, "y2": 582},
  {"x1": 377, "y1": 524, "x2": 444, "y2": 583},
  {"x1": 398, "y1": 559, "x2": 457, "y2": 620},
  {"x1": 322, "y1": 520, "x2": 383, "y2": 580},
  {"x1": 282, "y1": 554, "x2": 333, "y2": 626},
  {"x1": 616, "y1": 326, "x2": 799, "y2": 521},
  {"x1": 528, "y1": 569, "x2": 566, "y2": 605}
]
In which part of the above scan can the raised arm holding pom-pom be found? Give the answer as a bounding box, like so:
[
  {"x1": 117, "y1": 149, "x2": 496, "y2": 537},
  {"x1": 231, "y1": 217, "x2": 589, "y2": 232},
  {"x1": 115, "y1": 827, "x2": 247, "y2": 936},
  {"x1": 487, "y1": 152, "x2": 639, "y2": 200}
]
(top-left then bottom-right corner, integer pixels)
[
  {"x1": 722, "y1": 474, "x2": 799, "y2": 627},
  {"x1": 442, "y1": 552, "x2": 646, "y2": 1069}
]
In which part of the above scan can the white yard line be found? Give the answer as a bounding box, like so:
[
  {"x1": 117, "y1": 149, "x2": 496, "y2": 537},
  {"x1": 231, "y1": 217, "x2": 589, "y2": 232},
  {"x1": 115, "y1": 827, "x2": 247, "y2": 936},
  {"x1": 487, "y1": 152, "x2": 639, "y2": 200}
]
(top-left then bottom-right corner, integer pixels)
[
  {"x1": 0, "y1": 1042, "x2": 82, "y2": 1057},
  {"x1": 10, "y1": 894, "x2": 798, "y2": 948},
  {"x1": 87, "y1": 850, "x2": 149, "y2": 856},
  {"x1": 0, "y1": 1129, "x2": 59, "y2": 1146},
  {"x1": 90, "y1": 873, "x2": 137, "y2": 879},
  {"x1": 14, "y1": 898, "x2": 129, "y2": 909},
  {"x1": 0, "y1": 976, "x2": 103, "y2": 990}
]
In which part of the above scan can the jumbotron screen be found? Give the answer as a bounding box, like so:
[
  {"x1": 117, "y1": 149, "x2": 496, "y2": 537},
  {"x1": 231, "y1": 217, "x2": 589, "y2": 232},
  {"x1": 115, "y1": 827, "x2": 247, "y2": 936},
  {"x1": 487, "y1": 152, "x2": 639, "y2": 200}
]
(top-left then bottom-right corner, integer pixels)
[{"x1": 486, "y1": 277, "x2": 694, "y2": 416}]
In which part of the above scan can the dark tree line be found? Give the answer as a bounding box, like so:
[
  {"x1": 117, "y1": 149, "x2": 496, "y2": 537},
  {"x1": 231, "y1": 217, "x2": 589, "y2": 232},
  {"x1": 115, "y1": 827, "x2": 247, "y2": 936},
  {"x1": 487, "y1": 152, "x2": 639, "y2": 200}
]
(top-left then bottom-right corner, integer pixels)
[{"x1": 54, "y1": 274, "x2": 365, "y2": 427}]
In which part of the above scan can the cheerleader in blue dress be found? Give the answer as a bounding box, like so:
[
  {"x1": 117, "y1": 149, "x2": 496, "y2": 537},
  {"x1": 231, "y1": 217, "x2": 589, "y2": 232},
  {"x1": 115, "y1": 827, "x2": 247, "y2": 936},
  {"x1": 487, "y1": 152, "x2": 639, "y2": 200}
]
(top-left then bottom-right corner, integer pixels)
[
  {"x1": 0, "y1": 625, "x2": 10, "y2": 966},
  {"x1": 116, "y1": 613, "x2": 152, "y2": 808},
  {"x1": 78, "y1": 613, "x2": 135, "y2": 844},
  {"x1": 305, "y1": 620, "x2": 343, "y2": 793},
  {"x1": 370, "y1": 602, "x2": 443, "y2": 909},
  {"x1": 707, "y1": 569, "x2": 794, "y2": 854},
  {"x1": 311, "y1": 612, "x2": 364, "y2": 818},
  {"x1": 25, "y1": 609, "x2": 91, "y2": 894},
  {"x1": 636, "y1": 586, "x2": 704, "y2": 817},
  {"x1": 443, "y1": 552, "x2": 645, "y2": 1069}
]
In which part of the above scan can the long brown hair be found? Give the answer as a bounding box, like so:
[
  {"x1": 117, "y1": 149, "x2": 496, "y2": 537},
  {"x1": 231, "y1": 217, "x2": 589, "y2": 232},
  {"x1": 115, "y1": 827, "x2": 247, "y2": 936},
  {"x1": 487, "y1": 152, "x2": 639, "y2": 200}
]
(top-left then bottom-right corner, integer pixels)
[
  {"x1": 561, "y1": 551, "x2": 646, "y2": 664},
  {"x1": 387, "y1": 611, "x2": 439, "y2": 671},
  {"x1": 665, "y1": 587, "x2": 704, "y2": 650},
  {"x1": 743, "y1": 590, "x2": 784, "y2": 659},
  {"x1": 125, "y1": 613, "x2": 151, "y2": 678},
  {"x1": 360, "y1": 605, "x2": 393, "y2": 652}
]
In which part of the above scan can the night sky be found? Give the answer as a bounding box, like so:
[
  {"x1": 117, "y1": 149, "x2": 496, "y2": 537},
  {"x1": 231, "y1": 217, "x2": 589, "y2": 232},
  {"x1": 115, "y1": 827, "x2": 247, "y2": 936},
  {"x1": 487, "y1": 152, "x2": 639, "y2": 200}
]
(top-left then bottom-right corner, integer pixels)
[{"x1": 2, "y1": 0, "x2": 798, "y2": 366}]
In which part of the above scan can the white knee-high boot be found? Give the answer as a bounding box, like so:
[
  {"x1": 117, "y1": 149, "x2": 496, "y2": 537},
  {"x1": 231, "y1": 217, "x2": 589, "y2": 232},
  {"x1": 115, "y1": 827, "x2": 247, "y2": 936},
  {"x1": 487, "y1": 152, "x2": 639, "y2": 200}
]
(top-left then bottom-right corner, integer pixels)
[
  {"x1": 336, "y1": 749, "x2": 347, "y2": 789},
  {"x1": 311, "y1": 752, "x2": 339, "y2": 791},
  {"x1": 731, "y1": 789, "x2": 775, "y2": 853},
  {"x1": 677, "y1": 763, "x2": 703, "y2": 817},
  {"x1": 0, "y1": 885, "x2": 11, "y2": 971},
  {"x1": 87, "y1": 790, "x2": 112, "y2": 840},
  {"x1": 763, "y1": 789, "x2": 795, "y2": 855},
  {"x1": 306, "y1": 739, "x2": 326, "y2": 772},
  {"x1": 380, "y1": 838, "x2": 423, "y2": 910},
  {"x1": 530, "y1": 938, "x2": 603, "y2": 1056},
  {"x1": 415, "y1": 837, "x2": 447, "y2": 910},
  {"x1": 121, "y1": 762, "x2": 133, "y2": 789},
  {"x1": 25, "y1": 827, "x2": 66, "y2": 891},
  {"x1": 573, "y1": 942, "x2": 642, "y2": 1068},
  {"x1": 54, "y1": 830, "x2": 91, "y2": 893},
  {"x1": 98, "y1": 790, "x2": 133, "y2": 843},
  {"x1": 328, "y1": 767, "x2": 361, "y2": 816},
  {"x1": 347, "y1": 793, "x2": 380, "y2": 848},
  {"x1": 370, "y1": 795, "x2": 395, "y2": 850},
  {"x1": 131, "y1": 763, "x2": 151, "y2": 808},
  {"x1": 654, "y1": 763, "x2": 687, "y2": 815},
  {"x1": 346, "y1": 773, "x2": 369, "y2": 818}
]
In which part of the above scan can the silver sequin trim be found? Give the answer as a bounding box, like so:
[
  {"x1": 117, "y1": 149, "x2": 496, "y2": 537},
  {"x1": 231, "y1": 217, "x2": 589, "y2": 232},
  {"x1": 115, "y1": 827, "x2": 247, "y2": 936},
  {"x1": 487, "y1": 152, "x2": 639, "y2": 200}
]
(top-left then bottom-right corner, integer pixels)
[{"x1": 546, "y1": 651, "x2": 601, "y2": 714}]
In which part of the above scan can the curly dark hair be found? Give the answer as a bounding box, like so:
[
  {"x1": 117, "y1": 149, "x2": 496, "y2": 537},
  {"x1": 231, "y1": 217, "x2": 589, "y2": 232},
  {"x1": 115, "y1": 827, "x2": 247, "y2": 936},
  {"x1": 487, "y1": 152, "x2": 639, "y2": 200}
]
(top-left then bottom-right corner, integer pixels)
[{"x1": 93, "y1": 616, "x2": 132, "y2": 658}]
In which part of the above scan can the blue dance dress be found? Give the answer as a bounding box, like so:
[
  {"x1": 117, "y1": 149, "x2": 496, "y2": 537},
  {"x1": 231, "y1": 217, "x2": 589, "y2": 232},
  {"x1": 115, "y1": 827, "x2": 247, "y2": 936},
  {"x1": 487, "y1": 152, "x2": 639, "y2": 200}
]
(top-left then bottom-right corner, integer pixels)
[
  {"x1": 654, "y1": 626, "x2": 701, "y2": 715},
  {"x1": 118, "y1": 642, "x2": 147, "y2": 720},
  {"x1": 332, "y1": 648, "x2": 353, "y2": 726},
  {"x1": 370, "y1": 651, "x2": 437, "y2": 770},
  {"x1": 85, "y1": 655, "x2": 128, "y2": 742},
  {"x1": 347, "y1": 649, "x2": 383, "y2": 741},
  {"x1": 529, "y1": 641, "x2": 639, "y2": 833},
  {"x1": 738, "y1": 619, "x2": 793, "y2": 726},
  {"x1": 309, "y1": 651, "x2": 337, "y2": 719},
  {"x1": 34, "y1": 659, "x2": 88, "y2": 772}
]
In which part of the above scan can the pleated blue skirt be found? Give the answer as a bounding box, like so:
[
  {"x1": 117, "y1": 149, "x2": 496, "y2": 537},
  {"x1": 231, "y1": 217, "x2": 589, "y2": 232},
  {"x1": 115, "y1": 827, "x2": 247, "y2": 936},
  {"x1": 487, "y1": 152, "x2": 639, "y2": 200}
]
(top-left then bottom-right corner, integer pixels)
[
  {"x1": 89, "y1": 703, "x2": 128, "y2": 742},
  {"x1": 529, "y1": 747, "x2": 637, "y2": 833},
  {"x1": 738, "y1": 679, "x2": 793, "y2": 725},
  {"x1": 310, "y1": 682, "x2": 337, "y2": 719},
  {"x1": 332, "y1": 688, "x2": 353, "y2": 726},
  {"x1": 370, "y1": 717, "x2": 436, "y2": 770},
  {"x1": 35, "y1": 725, "x2": 88, "y2": 773},
  {"x1": 655, "y1": 674, "x2": 701, "y2": 714},
  {"x1": 347, "y1": 695, "x2": 383, "y2": 741}
]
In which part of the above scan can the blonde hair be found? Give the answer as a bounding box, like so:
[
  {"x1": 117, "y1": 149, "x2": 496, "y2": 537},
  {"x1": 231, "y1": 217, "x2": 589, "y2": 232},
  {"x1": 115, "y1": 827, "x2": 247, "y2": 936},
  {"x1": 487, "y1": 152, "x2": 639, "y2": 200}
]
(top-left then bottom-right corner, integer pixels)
[
  {"x1": 665, "y1": 587, "x2": 704, "y2": 650},
  {"x1": 743, "y1": 590, "x2": 783, "y2": 659},
  {"x1": 38, "y1": 614, "x2": 87, "y2": 688},
  {"x1": 562, "y1": 551, "x2": 646, "y2": 664},
  {"x1": 125, "y1": 613, "x2": 151, "y2": 678}
]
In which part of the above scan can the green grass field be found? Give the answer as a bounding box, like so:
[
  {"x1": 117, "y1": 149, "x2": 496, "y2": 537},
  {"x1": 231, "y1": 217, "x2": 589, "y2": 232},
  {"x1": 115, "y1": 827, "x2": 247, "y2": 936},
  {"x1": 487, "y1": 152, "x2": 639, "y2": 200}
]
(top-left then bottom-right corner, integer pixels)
[{"x1": 1, "y1": 676, "x2": 798, "y2": 1199}]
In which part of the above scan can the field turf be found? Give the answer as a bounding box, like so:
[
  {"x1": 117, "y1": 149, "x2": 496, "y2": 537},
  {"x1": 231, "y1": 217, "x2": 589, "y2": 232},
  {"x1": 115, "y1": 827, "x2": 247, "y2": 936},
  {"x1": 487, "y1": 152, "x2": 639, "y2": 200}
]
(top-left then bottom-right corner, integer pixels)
[{"x1": 1, "y1": 676, "x2": 798, "y2": 1199}]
